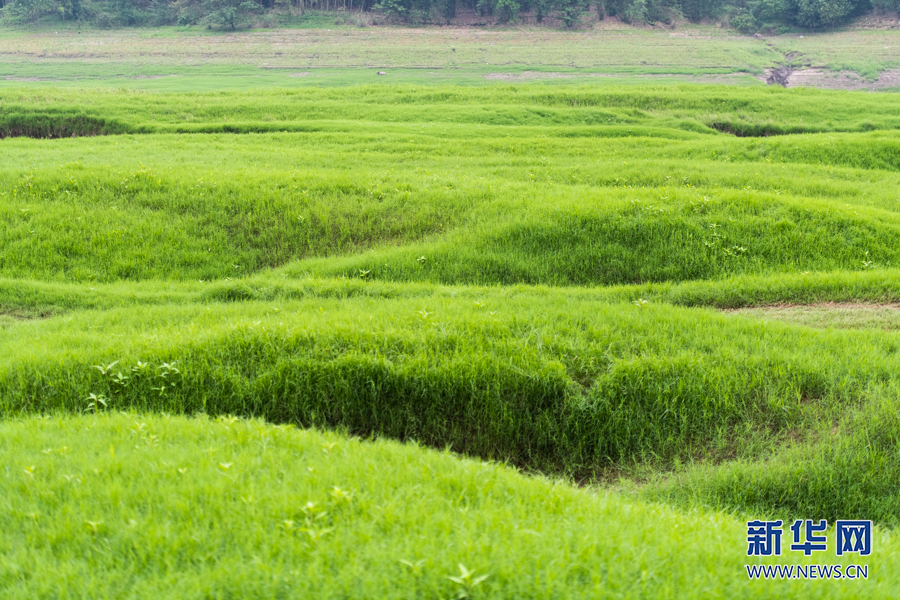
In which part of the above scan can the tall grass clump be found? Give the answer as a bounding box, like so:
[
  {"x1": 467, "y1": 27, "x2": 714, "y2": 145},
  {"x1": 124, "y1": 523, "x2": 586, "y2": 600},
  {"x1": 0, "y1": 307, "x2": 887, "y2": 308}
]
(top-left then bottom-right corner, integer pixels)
[{"x1": 0, "y1": 111, "x2": 132, "y2": 138}]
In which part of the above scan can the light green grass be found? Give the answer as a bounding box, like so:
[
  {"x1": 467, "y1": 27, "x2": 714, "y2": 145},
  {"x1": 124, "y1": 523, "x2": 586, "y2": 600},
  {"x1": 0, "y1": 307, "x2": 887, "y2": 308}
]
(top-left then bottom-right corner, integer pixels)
[
  {"x1": 1, "y1": 412, "x2": 894, "y2": 599},
  {"x1": 7, "y1": 85, "x2": 900, "y2": 131}
]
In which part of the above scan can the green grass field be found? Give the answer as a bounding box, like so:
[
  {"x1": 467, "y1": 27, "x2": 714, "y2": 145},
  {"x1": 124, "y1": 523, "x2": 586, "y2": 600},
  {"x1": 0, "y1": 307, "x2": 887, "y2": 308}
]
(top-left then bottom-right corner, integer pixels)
[
  {"x1": 2, "y1": 24, "x2": 900, "y2": 89},
  {"x1": 4, "y1": 55, "x2": 900, "y2": 596}
]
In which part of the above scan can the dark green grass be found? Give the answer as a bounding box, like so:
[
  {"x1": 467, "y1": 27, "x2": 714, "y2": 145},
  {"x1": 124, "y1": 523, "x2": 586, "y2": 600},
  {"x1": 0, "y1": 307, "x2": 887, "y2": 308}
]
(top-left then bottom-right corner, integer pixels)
[
  {"x1": 0, "y1": 111, "x2": 131, "y2": 138},
  {"x1": 640, "y1": 392, "x2": 900, "y2": 526}
]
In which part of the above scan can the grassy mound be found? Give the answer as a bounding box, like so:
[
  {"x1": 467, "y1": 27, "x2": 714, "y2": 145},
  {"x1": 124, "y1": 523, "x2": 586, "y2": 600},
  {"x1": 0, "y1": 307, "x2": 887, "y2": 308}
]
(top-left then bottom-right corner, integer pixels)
[
  {"x1": 297, "y1": 190, "x2": 900, "y2": 286},
  {"x1": 0, "y1": 413, "x2": 892, "y2": 599},
  {"x1": 3, "y1": 126, "x2": 900, "y2": 284},
  {"x1": 4, "y1": 286, "x2": 900, "y2": 491}
]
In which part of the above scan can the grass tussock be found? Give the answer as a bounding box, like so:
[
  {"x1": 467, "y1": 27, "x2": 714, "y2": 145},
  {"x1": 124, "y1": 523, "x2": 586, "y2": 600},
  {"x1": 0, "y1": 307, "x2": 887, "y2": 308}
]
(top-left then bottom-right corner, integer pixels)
[{"x1": 0, "y1": 112, "x2": 131, "y2": 139}]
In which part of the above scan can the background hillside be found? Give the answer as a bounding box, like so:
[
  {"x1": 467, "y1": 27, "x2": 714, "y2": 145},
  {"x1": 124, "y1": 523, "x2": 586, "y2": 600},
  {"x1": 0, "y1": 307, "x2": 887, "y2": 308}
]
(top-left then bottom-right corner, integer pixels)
[{"x1": 1, "y1": 0, "x2": 899, "y2": 35}]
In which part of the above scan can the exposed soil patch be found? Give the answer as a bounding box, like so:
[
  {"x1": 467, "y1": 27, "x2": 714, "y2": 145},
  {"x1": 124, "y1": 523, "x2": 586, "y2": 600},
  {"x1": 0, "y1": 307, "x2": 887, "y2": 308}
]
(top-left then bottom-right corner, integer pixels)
[
  {"x1": 724, "y1": 301, "x2": 900, "y2": 311},
  {"x1": 777, "y1": 68, "x2": 900, "y2": 90},
  {"x1": 765, "y1": 51, "x2": 800, "y2": 86},
  {"x1": 2, "y1": 76, "x2": 62, "y2": 82},
  {"x1": 757, "y1": 44, "x2": 900, "y2": 90},
  {"x1": 484, "y1": 71, "x2": 755, "y2": 83},
  {"x1": 485, "y1": 71, "x2": 575, "y2": 80},
  {"x1": 724, "y1": 302, "x2": 900, "y2": 331},
  {"x1": 757, "y1": 45, "x2": 900, "y2": 91},
  {"x1": 0, "y1": 309, "x2": 53, "y2": 328}
]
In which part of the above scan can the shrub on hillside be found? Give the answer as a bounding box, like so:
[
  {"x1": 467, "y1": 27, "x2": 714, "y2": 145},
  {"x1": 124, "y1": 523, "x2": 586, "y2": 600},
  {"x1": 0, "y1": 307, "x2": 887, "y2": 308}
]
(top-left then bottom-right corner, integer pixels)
[
  {"x1": 787, "y1": 0, "x2": 863, "y2": 27},
  {"x1": 730, "y1": 7, "x2": 759, "y2": 30}
]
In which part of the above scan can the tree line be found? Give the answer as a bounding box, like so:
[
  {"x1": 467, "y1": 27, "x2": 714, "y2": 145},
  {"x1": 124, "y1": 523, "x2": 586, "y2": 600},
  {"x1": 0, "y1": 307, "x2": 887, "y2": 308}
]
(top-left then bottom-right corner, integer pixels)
[{"x1": 0, "y1": 0, "x2": 895, "y2": 32}]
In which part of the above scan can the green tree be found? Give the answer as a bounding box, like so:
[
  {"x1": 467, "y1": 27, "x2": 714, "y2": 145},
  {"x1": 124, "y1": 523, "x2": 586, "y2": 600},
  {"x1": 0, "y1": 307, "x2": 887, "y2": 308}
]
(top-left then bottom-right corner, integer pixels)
[
  {"x1": 202, "y1": 0, "x2": 260, "y2": 28},
  {"x1": 373, "y1": 0, "x2": 409, "y2": 21},
  {"x1": 1, "y1": 0, "x2": 54, "y2": 23},
  {"x1": 556, "y1": 0, "x2": 586, "y2": 25},
  {"x1": 619, "y1": 0, "x2": 646, "y2": 22},
  {"x1": 680, "y1": 0, "x2": 717, "y2": 20},
  {"x1": 789, "y1": 0, "x2": 853, "y2": 27},
  {"x1": 531, "y1": 0, "x2": 552, "y2": 20},
  {"x1": 495, "y1": 0, "x2": 520, "y2": 21}
]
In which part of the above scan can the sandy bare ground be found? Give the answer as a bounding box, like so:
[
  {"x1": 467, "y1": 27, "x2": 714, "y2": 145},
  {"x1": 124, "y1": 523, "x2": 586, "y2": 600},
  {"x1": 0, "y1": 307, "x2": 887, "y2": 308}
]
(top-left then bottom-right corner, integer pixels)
[
  {"x1": 484, "y1": 71, "x2": 757, "y2": 83},
  {"x1": 724, "y1": 302, "x2": 900, "y2": 311},
  {"x1": 724, "y1": 302, "x2": 900, "y2": 331},
  {"x1": 757, "y1": 67, "x2": 900, "y2": 90}
]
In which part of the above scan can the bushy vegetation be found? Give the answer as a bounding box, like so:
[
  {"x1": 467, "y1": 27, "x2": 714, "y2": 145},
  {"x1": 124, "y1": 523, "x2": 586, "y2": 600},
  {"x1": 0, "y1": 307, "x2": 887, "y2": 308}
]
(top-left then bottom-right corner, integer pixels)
[
  {"x1": 0, "y1": 0, "x2": 888, "y2": 30},
  {"x1": 0, "y1": 111, "x2": 130, "y2": 138}
]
